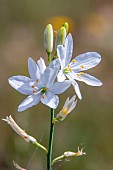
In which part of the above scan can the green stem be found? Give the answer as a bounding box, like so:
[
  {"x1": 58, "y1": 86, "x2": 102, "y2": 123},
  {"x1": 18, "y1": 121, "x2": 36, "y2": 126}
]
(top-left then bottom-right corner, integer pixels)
[
  {"x1": 33, "y1": 141, "x2": 48, "y2": 154},
  {"x1": 47, "y1": 109, "x2": 55, "y2": 170},
  {"x1": 47, "y1": 52, "x2": 51, "y2": 64},
  {"x1": 52, "y1": 155, "x2": 65, "y2": 166}
]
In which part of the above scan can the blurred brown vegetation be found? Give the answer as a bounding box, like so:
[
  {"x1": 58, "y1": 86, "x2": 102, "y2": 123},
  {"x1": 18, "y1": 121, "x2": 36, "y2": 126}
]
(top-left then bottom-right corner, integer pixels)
[{"x1": 0, "y1": 0, "x2": 113, "y2": 169}]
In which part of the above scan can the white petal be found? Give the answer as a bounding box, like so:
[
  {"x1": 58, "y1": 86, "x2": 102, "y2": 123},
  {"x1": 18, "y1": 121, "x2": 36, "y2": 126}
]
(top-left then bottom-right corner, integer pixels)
[
  {"x1": 41, "y1": 59, "x2": 60, "y2": 86},
  {"x1": 57, "y1": 45, "x2": 66, "y2": 69},
  {"x1": 71, "y1": 52, "x2": 101, "y2": 72},
  {"x1": 63, "y1": 97, "x2": 70, "y2": 108},
  {"x1": 8, "y1": 76, "x2": 34, "y2": 95},
  {"x1": 68, "y1": 100, "x2": 77, "y2": 113},
  {"x1": 18, "y1": 94, "x2": 41, "y2": 112},
  {"x1": 41, "y1": 92, "x2": 59, "y2": 109},
  {"x1": 66, "y1": 74, "x2": 82, "y2": 100},
  {"x1": 72, "y1": 81, "x2": 82, "y2": 100},
  {"x1": 37, "y1": 58, "x2": 46, "y2": 74},
  {"x1": 75, "y1": 73, "x2": 103, "y2": 86},
  {"x1": 28, "y1": 57, "x2": 41, "y2": 80},
  {"x1": 57, "y1": 70, "x2": 66, "y2": 82},
  {"x1": 65, "y1": 33, "x2": 73, "y2": 66},
  {"x1": 49, "y1": 58, "x2": 60, "y2": 69},
  {"x1": 50, "y1": 80, "x2": 71, "y2": 94}
]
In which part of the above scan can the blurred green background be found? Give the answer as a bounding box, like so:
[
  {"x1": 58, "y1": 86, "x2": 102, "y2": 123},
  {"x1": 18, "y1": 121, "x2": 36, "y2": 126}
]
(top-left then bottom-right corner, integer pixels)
[{"x1": 0, "y1": 0, "x2": 113, "y2": 169}]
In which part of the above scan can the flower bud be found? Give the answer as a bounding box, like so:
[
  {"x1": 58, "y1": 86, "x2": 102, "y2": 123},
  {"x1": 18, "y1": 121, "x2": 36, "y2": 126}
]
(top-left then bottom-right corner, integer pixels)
[
  {"x1": 44, "y1": 24, "x2": 53, "y2": 53},
  {"x1": 55, "y1": 26, "x2": 66, "y2": 48},
  {"x1": 62, "y1": 22, "x2": 69, "y2": 34}
]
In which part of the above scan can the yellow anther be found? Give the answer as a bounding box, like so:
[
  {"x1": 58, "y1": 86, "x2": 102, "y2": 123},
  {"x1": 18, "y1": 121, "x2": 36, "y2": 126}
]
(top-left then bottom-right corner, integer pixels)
[
  {"x1": 33, "y1": 90, "x2": 37, "y2": 93},
  {"x1": 36, "y1": 79, "x2": 38, "y2": 83},
  {"x1": 72, "y1": 59, "x2": 76, "y2": 63},
  {"x1": 81, "y1": 65, "x2": 84, "y2": 69},
  {"x1": 32, "y1": 85, "x2": 35, "y2": 88},
  {"x1": 80, "y1": 72, "x2": 84, "y2": 76},
  {"x1": 68, "y1": 64, "x2": 70, "y2": 67},
  {"x1": 62, "y1": 108, "x2": 68, "y2": 115},
  {"x1": 69, "y1": 68, "x2": 72, "y2": 72},
  {"x1": 77, "y1": 72, "x2": 84, "y2": 76},
  {"x1": 77, "y1": 73, "x2": 81, "y2": 77},
  {"x1": 42, "y1": 95, "x2": 45, "y2": 99}
]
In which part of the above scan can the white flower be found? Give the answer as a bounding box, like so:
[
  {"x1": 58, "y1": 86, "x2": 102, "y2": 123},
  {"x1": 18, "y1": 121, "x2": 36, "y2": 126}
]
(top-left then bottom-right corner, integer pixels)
[
  {"x1": 57, "y1": 33, "x2": 103, "y2": 99},
  {"x1": 57, "y1": 95, "x2": 77, "y2": 121},
  {"x1": 2, "y1": 115, "x2": 36, "y2": 143},
  {"x1": 8, "y1": 58, "x2": 71, "y2": 112}
]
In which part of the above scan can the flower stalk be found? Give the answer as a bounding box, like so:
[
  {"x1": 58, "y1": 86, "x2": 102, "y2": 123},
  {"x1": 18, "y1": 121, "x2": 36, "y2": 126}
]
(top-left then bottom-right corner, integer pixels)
[
  {"x1": 47, "y1": 108, "x2": 55, "y2": 170},
  {"x1": 34, "y1": 141, "x2": 48, "y2": 154},
  {"x1": 47, "y1": 48, "x2": 56, "y2": 170}
]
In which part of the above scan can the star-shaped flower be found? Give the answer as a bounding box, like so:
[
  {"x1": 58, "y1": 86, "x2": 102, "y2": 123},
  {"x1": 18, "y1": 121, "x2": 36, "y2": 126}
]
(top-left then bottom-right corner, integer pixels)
[
  {"x1": 57, "y1": 34, "x2": 103, "y2": 99},
  {"x1": 8, "y1": 58, "x2": 71, "y2": 112}
]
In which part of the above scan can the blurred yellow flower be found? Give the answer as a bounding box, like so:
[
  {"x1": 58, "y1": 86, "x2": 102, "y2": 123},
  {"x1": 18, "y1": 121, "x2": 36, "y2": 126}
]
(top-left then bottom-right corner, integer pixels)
[{"x1": 46, "y1": 16, "x2": 75, "y2": 34}]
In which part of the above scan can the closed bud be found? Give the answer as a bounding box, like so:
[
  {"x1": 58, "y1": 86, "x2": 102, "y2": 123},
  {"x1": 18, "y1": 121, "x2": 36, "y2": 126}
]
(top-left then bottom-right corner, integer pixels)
[
  {"x1": 55, "y1": 26, "x2": 66, "y2": 49},
  {"x1": 62, "y1": 22, "x2": 69, "y2": 34},
  {"x1": 44, "y1": 24, "x2": 53, "y2": 53}
]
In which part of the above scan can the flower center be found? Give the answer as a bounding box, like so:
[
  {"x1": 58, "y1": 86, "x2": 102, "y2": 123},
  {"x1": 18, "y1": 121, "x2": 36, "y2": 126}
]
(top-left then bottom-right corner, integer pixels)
[
  {"x1": 64, "y1": 66, "x2": 72, "y2": 74},
  {"x1": 41, "y1": 87, "x2": 48, "y2": 94}
]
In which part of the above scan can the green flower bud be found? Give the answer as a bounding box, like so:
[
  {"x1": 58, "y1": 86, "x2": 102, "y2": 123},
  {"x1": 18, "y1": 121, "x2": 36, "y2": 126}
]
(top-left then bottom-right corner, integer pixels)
[
  {"x1": 44, "y1": 24, "x2": 53, "y2": 53},
  {"x1": 62, "y1": 22, "x2": 69, "y2": 34},
  {"x1": 55, "y1": 26, "x2": 66, "y2": 49}
]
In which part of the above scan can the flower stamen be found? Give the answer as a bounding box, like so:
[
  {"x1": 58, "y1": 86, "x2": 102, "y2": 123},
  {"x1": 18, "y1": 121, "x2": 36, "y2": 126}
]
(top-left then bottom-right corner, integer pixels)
[
  {"x1": 33, "y1": 90, "x2": 37, "y2": 93},
  {"x1": 64, "y1": 67, "x2": 72, "y2": 74},
  {"x1": 72, "y1": 59, "x2": 76, "y2": 63},
  {"x1": 77, "y1": 72, "x2": 84, "y2": 76},
  {"x1": 32, "y1": 85, "x2": 35, "y2": 88},
  {"x1": 81, "y1": 65, "x2": 84, "y2": 69},
  {"x1": 62, "y1": 108, "x2": 68, "y2": 115},
  {"x1": 69, "y1": 68, "x2": 72, "y2": 72},
  {"x1": 36, "y1": 79, "x2": 38, "y2": 83},
  {"x1": 42, "y1": 95, "x2": 45, "y2": 99}
]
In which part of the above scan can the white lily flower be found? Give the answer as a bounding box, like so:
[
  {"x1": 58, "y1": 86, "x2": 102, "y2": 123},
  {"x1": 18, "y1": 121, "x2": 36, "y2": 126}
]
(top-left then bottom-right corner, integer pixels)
[
  {"x1": 64, "y1": 147, "x2": 86, "y2": 158},
  {"x1": 57, "y1": 33, "x2": 103, "y2": 99},
  {"x1": 57, "y1": 95, "x2": 77, "y2": 121},
  {"x1": 2, "y1": 115, "x2": 36, "y2": 143},
  {"x1": 8, "y1": 58, "x2": 71, "y2": 112}
]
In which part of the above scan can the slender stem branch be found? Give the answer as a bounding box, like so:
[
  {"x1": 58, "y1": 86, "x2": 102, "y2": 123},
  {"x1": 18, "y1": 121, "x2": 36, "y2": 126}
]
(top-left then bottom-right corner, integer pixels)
[
  {"x1": 52, "y1": 155, "x2": 65, "y2": 166},
  {"x1": 33, "y1": 141, "x2": 48, "y2": 154},
  {"x1": 47, "y1": 109, "x2": 55, "y2": 170}
]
